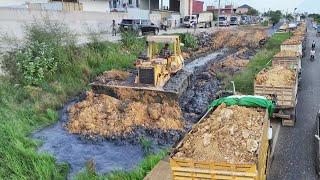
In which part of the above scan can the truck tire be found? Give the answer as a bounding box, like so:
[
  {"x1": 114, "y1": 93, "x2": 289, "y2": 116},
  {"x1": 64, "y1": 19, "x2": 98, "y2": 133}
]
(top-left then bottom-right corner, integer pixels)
[{"x1": 205, "y1": 23, "x2": 208, "y2": 28}]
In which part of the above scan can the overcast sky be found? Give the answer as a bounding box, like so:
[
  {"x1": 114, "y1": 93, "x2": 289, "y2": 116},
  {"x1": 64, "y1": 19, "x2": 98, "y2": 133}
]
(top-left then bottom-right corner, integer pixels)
[{"x1": 205, "y1": 0, "x2": 320, "y2": 14}]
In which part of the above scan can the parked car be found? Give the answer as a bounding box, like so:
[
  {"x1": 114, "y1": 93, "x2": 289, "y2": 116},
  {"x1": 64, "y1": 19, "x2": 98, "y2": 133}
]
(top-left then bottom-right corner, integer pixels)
[{"x1": 119, "y1": 19, "x2": 159, "y2": 36}]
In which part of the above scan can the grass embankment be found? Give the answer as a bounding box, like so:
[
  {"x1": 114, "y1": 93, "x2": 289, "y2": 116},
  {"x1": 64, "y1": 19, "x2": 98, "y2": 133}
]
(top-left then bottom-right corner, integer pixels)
[
  {"x1": 231, "y1": 32, "x2": 291, "y2": 94},
  {"x1": 0, "y1": 21, "x2": 155, "y2": 179}
]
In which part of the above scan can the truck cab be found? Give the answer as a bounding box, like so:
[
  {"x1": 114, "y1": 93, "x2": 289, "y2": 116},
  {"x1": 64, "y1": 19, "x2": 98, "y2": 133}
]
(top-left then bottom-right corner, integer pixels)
[
  {"x1": 315, "y1": 111, "x2": 320, "y2": 174},
  {"x1": 183, "y1": 15, "x2": 197, "y2": 28},
  {"x1": 230, "y1": 16, "x2": 239, "y2": 26},
  {"x1": 218, "y1": 15, "x2": 229, "y2": 27}
]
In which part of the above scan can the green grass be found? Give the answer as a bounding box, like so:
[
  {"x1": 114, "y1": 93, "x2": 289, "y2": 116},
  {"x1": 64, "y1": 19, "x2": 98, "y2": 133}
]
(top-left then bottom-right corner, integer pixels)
[
  {"x1": 0, "y1": 40, "x2": 139, "y2": 179},
  {"x1": 75, "y1": 150, "x2": 168, "y2": 180},
  {"x1": 231, "y1": 32, "x2": 291, "y2": 94}
]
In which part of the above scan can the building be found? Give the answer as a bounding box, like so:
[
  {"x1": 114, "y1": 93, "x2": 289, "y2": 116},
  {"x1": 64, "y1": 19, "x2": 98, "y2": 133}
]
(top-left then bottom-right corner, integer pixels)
[
  {"x1": 192, "y1": 0, "x2": 203, "y2": 14},
  {"x1": 236, "y1": 4, "x2": 251, "y2": 14},
  {"x1": 207, "y1": 4, "x2": 236, "y2": 16}
]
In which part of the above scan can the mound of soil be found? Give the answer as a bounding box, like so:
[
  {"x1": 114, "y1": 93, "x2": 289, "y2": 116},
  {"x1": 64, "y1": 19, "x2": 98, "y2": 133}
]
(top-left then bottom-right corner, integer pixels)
[
  {"x1": 67, "y1": 91, "x2": 186, "y2": 144},
  {"x1": 212, "y1": 30, "x2": 267, "y2": 50},
  {"x1": 255, "y1": 66, "x2": 296, "y2": 86},
  {"x1": 94, "y1": 70, "x2": 131, "y2": 84},
  {"x1": 174, "y1": 104, "x2": 266, "y2": 164}
]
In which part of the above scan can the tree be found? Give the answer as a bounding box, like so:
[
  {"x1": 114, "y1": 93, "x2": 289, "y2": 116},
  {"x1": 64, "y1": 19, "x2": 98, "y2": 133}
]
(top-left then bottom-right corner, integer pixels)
[
  {"x1": 285, "y1": 13, "x2": 294, "y2": 21},
  {"x1": 247, "y1": 8, "x2": 259, "y2": 16},
  {"x1": 268, "y1": 10, "x2": 282, "y2": 24}
]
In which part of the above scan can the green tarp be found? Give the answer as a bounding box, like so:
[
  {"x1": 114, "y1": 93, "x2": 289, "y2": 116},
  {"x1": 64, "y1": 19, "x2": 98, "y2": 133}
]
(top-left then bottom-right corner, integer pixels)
[{"x1": 208, "y1": 95, "x2": 275, "y2": 117}]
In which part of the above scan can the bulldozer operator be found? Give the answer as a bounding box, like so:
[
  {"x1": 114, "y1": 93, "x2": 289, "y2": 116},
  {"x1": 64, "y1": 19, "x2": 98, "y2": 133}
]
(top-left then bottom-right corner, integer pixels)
[{"x1": 160, "y1": 43, "x2": 172, "y2": 58}]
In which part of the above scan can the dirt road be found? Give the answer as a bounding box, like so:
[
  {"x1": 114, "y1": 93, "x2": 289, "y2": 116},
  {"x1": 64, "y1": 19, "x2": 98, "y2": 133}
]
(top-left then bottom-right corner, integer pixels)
[{"x1": 268, "y1": 21, "x2": 318, "y2": 180}]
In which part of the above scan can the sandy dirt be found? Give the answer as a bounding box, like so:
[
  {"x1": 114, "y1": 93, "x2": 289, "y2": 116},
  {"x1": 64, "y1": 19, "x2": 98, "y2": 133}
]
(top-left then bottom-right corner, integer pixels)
[
  {"x1": 174, "y1": 104, "x2": 265, "y2": 164},
  {"x1": 67, "y1": 91, "x2": 185, "y2": 140},
  {"x1": 255, "y1": 66, "x2": 296, "y2": 86},
  {"x1": 212, "y1": 29, "x2": 267, "y2": 50}
]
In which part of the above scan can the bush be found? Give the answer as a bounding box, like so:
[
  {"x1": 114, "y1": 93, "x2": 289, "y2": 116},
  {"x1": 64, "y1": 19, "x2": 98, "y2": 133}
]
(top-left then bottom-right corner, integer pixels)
[
  {"x1": 179, "y1": 33, "x2": 198, "y2": 49},
  {"x1": 16, "y1": 41, "x2": 57, "y2": 85},
  {"x1": 120, "y1": 31, "x2": 145, "y2": 55}
]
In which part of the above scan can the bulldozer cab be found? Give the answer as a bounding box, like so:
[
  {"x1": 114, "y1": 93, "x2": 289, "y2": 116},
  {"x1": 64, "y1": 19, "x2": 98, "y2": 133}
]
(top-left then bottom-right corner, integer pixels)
[{"x1": 146, "y1": 35, "x2": 182, "y2": 59}]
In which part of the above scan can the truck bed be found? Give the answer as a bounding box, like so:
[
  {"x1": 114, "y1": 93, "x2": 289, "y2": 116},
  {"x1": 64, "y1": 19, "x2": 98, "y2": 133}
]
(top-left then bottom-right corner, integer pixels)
[{"x1": 170, "y1": 107, "x2": 270, "y2": 180}]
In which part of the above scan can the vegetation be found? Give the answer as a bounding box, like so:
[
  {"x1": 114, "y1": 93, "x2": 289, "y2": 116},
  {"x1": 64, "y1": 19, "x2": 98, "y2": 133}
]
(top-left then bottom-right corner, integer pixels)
[
  {"x1": 309, "y1": 14, "x2": 320, "y2": 24},
  {"x1": 247, "y1": 8, "x2": 259, "y2": 16},
  {"x1": 268, "y1": 10, "x2": 282, "y2": 24},
  {"x1": 231, "y1": 33, "x2": 291, "y2": 94},
  {"x1": 0, "y1": 19, "x2": 142, "y2": 179},
  {"x1": 285, "y1": 13, "x2": 294, "y2": 21},
  {"x1": 178, "y1": 33, "x2": 198, "y2": 49},
  {"x1": 76, "y1": 150, "x2": 168, "y2": 180}
]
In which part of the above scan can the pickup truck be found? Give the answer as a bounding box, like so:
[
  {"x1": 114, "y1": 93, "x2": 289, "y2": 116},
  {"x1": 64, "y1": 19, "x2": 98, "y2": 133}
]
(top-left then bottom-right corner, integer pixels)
[{"x1": 119, "y1": 19, "x2": 159, "y2": 35}]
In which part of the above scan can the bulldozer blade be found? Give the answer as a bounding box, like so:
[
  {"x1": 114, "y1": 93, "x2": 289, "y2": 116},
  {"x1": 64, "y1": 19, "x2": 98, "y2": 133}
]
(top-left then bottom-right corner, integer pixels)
[{"x1": 91, "y1": 82, "x2": 180, "y2": 102}]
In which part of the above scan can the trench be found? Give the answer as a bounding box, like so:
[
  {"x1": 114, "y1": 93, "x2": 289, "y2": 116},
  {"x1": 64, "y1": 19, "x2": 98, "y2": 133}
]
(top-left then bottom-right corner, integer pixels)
[
  {"x1": 32, "y1": 48, "x2": 236, "y2": 177},
  {"x1": 32, "y1": 40, "x2": 261, "y2": 177}
]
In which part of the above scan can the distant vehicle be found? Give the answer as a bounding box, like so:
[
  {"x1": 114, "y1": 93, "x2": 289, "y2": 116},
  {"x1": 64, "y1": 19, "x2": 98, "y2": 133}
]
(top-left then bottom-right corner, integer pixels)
[
  {"x1": 182, "y1": 15, "x2": 197, "y2": 28},
  {"x1": 197, "y1": 12, "x2": 213, "y2": 28},
  {"x1": 317, "y1": 26, "x2": 320, "y2": 37},
  {"x1": 289, "y1": 22, "x2": 297, "y2": 30},
  {"x1": 230, "y1": 16, "x2": 239, "y2": 26},
  {"x1": 313, "y1": 23, "x2": 318, "y2": 30},
  {"x1": 218, "y1": 15, "x2": 229, "y2": 27},
  {"x1": 119, "y1": 19, "x2": 159, "y2": 35},
  {"x1": 278, "y1": 23, "x2": 289, "y2": 32}
]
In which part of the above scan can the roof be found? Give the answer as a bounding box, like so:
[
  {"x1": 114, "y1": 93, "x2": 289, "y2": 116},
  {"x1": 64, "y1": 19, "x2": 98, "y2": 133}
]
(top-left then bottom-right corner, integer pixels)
[
  {"x1": 239, "y1": 4, "x2": 251, "y2": 9},
  {"x1": 274, "y1": 51, "x2": 299, "y2": 58},
  {"x1": 146, "y1": 35, "x2": 179, "y2": 43}
]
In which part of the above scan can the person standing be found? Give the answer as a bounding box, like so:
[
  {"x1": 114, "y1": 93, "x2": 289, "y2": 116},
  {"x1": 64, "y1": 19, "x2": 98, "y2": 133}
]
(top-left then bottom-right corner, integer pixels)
[{"x1": 111, "y1": 20, "x2": 117, "y2": 36}]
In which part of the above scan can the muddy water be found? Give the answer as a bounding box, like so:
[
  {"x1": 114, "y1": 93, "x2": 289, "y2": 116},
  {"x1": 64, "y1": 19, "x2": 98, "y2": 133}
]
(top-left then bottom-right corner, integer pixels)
[{"x1": 33, "y1": 100, "x2": 144, "y2": 178}]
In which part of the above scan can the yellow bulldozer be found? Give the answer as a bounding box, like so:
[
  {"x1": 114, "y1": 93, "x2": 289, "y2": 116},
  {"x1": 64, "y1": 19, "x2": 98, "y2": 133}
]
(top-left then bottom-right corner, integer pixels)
[
  {"x1": 91, "y1": 35, "x2": 185, "y2": 97},
  {"x1": 134, "y1": 35, "x2": 184, "y2": 87}
]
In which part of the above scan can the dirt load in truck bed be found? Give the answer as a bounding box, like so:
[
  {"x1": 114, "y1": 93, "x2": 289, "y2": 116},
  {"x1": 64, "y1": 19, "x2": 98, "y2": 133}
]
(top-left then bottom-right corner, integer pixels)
[
  {"x1": 67, "y1": 91, "x2": 185, "y2": 142},
  {"x1": 255, "y1": 66, "x2": 296, "y2": 86},
  {"x1": 174, "y1": 104, "x2": 265, "y2": 164}
]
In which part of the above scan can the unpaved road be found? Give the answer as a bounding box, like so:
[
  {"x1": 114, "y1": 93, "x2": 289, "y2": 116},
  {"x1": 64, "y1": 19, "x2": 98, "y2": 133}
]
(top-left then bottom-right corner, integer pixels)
[{"x1": 268, "y1": 20, "x2": 318, "y2": 180}]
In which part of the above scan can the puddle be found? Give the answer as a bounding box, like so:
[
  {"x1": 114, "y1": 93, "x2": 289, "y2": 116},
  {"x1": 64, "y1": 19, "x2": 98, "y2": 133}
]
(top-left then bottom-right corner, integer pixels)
[{"x1": 33, "y1": 100, "x2": 144, "y2": 178}]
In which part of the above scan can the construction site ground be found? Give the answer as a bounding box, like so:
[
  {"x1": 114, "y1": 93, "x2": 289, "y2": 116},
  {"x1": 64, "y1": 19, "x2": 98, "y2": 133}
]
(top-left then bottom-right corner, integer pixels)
[{"x1": 33, "y1": 25, "x2": 281, "y2": 177}]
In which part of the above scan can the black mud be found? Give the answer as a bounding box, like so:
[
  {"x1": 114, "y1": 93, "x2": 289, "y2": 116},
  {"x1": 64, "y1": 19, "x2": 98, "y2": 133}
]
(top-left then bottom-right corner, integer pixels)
[{"x1": 33, "y1": 100, "x2": 145, "y2": 178}]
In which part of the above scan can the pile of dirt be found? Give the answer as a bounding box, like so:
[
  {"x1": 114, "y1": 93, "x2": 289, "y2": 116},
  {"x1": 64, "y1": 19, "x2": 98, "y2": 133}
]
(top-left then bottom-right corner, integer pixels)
[
  {"x1": 274, "y1": 50, "x2": 299, "y2": 58},
  {"x1": 94, "y1": 70, "x2": 132, "y2": 84},
  {"x1": 255, "y1": 66, "x2": 296, "y2": 86},
  {"x1": 212, "y1": 30, "x2": 267, "y2": 50},
  {"x1": 282, "y1": 37, "x2": 303, "y2": 45},
  {"x1": 174, "y1": 104, "x2": 265, "y2": 164},
  {"x1": 67, "y1": 91, "x2": 186, "y2": 144}
]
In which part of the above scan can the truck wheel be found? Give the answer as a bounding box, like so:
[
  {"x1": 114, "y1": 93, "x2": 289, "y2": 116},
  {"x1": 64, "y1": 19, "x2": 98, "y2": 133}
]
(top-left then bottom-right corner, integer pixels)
[{"x1": 205, "y1": 23, "x2": 208, "y2": 28}]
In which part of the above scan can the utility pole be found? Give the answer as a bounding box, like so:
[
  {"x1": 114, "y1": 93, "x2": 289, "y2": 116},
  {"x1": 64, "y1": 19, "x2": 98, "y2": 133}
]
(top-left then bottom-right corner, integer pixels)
[{"x1": 217, "y1": 0, "x2": 221, "y2": 28}]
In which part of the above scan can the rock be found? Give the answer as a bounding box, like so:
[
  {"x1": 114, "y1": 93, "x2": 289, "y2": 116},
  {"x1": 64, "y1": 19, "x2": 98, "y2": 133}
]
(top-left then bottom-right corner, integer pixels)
[
  {"x1": 247, "y1": 139, "x2": 259, "y2": 153},
  {"x1": 242, "y1": 129, "x2": 250, "y2": 139},
  {"x1": 203, "y1": 133, "x2": 212, "y2": 147}
]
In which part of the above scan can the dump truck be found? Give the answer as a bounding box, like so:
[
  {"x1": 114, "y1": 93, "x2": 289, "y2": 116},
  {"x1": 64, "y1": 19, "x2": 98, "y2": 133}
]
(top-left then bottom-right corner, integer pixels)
[
  {"x1": 91, "y1": 35, "x2": 184, "y2": 98},
  {"x1": 272, "y1": 50, "x2": 301, "y2": 72},
  {"x1": 254, "y1": 66, "x2": 298, "y2": 126},
  {"x1": 280, "y1": 37, "x2": 303, "y2": 57},
  {"x1": 197, "y1": 12, "x2": 213, "y2": 28},
  {"x1": 170, "y1": 95, "x2": 274, "y2": 180}
]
